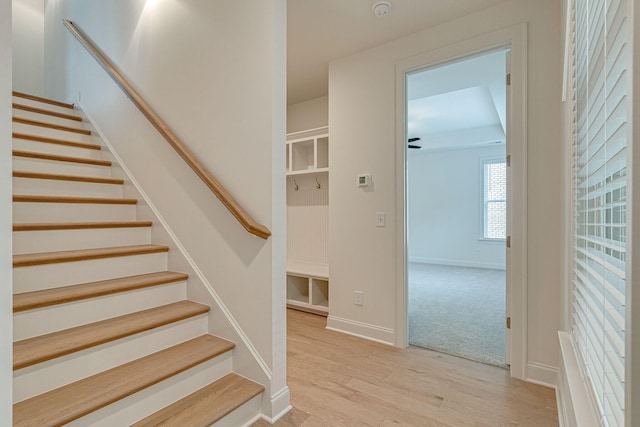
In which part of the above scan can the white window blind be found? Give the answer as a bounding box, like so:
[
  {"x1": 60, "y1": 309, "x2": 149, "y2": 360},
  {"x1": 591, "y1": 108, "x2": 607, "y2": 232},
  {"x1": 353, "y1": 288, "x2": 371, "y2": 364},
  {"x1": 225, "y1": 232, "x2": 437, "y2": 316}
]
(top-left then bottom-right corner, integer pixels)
[
  {"x1": 571, "y1": 0, "x2": 629, "y2": 425},
  {"x1": 483, "y1": 160, "x2": 506, "y2": 239}
]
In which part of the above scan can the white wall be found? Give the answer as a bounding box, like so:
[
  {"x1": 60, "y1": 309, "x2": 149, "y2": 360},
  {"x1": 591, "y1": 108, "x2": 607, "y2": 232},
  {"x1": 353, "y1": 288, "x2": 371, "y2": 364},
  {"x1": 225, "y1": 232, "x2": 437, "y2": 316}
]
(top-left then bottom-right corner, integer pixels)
[
  {"x1": 43, "y1": 0, "x2": 288, "y2": 418},
  {"x1": 0, "y1": 0, "x2": 13, "y2": 422},
  {"x1": 287, "y1": 96, "x2": 328, "y2": 134},
  {"x1": 328, "y1": 0, "x2": 563, "y2": 383},
  {"x1": 12, "y1": 0, "x2": 44, "y2": 95},
  {"x1": 408, "y1": 145, "x2": 506, "y2": 270}
]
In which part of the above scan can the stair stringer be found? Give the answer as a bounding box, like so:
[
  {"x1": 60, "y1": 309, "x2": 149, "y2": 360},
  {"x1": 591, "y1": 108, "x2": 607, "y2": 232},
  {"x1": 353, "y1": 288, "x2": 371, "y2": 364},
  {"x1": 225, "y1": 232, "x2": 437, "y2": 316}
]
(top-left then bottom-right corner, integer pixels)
[{"x1": 76, "y1": 102, "x2": 291, "y2": 423}]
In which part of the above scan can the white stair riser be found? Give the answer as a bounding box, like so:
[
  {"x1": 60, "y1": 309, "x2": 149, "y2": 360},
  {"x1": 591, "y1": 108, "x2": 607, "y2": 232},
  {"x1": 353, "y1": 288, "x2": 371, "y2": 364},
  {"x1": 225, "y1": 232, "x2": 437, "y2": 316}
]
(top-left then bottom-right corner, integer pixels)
[
  {"x1": 12, "y1": 108, "x2": 84, "y2": 128},
  {"x1": 13, "y1": 252, "x2": 168, "y2": 292},
  {"x1": 13, "y1": 316, "x2": 211, "y2": 402},
  {"x1": 14, "y1": 281, "x2": 187, "y2": 339},
  {"x1": 13, "y1": 138, "x2": 103, "y2": 160},
  {"x1": 13, "y1": 227, "x2": 151, "y2": 255},
  {"x1": 66, "y1": 354, "x2": 234, "y2": 427},
  {"x1": 216, "y1": 394, "x2": 262, "y2": 427},
  {"x1": 13, "y1": 122, "x2": 92, "y2": 144},
  {"x1": 13, "y1": 177, "x2": 123, "y2": 199},
  {"x1": 13, "y1": 157, "x2": 112, "y2": 178},
  {"x1": 13, "y1": 202, "x2": 136, "y2": 223},
  {"x1": 12, "y1": 97, "x2": 76, "y2": 115}
]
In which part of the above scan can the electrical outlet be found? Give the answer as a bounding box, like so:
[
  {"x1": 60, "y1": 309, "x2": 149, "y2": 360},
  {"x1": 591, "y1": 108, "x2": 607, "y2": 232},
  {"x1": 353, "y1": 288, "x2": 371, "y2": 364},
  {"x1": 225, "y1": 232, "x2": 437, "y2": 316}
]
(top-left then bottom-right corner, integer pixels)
[{"x1": 354, "y1": 291, "x2": 364, "y2": 306}]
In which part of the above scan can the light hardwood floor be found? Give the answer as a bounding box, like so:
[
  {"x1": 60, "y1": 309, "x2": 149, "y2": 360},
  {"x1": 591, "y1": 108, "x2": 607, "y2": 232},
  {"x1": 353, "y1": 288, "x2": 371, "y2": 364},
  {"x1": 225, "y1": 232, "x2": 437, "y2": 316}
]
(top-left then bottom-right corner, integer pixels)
[{"x1": 254, "y1": 309, "x2": 558, "y2": 427}]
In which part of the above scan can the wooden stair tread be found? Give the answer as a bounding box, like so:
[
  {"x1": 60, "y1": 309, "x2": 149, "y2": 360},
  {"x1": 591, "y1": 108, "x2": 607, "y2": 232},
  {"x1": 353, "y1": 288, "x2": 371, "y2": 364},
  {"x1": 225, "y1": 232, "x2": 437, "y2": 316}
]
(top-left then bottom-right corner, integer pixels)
[
  {"x1": 13, "y1": 244, "x2": 168, "y2": 267},
  {"x1": 13, "y1": 170, "x2": 124, "y2": 185},
  {"x1": 13, "y1": 221, "x2": 152, "y2": 232},
  {"x1": 13, "y1": 117, "x2": 91, "y2": 135},
  {"x1": 13, "y1": 271, "x2": 187, "y2": 312},
  {"x1": 13, "y1": 103, "x2": 83, "y2": 122},
  {"x1": 131, "y1": 373, "x2": 264, "y2": 427},
  {"x1": 13, "y1": 334, "x2": 234, "y2": 427},
  {"x1": 13, "y1": 194, "x2": 137, "y2": 205},
  {"x1": 12, "y1": 91, "x2": 74, "y2": 109},
  {"x1": 13, "y1": 149, "x2": 111, "y2": 166},
  {"x1": 13, "y1": 300, "x2": 210, "y2": 370},
  {"x1": 13, "y1": 132, "x2": 101, "y2": 150}
]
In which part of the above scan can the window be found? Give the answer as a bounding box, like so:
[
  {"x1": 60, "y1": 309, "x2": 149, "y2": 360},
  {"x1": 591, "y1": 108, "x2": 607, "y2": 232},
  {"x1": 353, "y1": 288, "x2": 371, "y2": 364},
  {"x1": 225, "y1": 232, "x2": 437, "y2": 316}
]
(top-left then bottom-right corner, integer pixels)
[
  {"x1": 483, "y1": 160, "x2": 506, "y2": 239},
  {"x1": 570, "y1": 0, "x2": 630, "y2": 425}
]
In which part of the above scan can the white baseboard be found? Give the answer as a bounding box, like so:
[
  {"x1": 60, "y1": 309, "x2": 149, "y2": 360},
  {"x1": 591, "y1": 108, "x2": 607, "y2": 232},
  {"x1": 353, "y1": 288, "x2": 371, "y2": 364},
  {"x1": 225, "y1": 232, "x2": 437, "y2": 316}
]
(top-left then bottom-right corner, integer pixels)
[
  {"x1": 326, "y1": 316, "x2": 395, "y2": 346},
  {"x1": 526, "y1": 362, "x2": 558, "y2": 389},
  {"x1": 267, "y1": 386, "x2": 292, "y2": 421},
  {"x1": 408, "y1": 256, "x2": 505, "y2": 270},
  {"x1": 556, "y1": 331, "x2": 599, "y2": 427}
]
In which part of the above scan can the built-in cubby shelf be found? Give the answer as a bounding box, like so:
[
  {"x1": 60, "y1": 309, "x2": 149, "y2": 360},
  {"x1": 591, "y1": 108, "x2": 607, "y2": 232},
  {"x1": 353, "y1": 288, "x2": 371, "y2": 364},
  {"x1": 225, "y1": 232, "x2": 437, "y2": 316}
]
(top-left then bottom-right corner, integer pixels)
[
  {"x1": 286, "y1": 126, "x2": 330, "y2": 315},
  {"x1": 286, "y1": 126, "x2": 329, "y2": 175},
  {"x1": 286, "y1": 262, "x2": 329, "y2": 315}
]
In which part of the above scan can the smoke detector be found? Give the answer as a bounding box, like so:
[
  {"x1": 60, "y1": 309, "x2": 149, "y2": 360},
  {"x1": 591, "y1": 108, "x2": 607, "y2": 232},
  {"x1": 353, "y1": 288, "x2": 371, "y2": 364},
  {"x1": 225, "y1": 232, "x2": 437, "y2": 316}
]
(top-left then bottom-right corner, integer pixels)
[{"x1": 372, "y1": 1, "x2": 391, "y2": 17}]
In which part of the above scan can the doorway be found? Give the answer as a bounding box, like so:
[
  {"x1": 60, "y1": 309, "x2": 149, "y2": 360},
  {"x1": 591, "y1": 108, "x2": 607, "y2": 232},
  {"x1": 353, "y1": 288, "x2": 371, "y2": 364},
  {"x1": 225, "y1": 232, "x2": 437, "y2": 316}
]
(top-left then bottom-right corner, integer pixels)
[{"x1": 405, "y1": 50, "x2": 509, "y2": 367}]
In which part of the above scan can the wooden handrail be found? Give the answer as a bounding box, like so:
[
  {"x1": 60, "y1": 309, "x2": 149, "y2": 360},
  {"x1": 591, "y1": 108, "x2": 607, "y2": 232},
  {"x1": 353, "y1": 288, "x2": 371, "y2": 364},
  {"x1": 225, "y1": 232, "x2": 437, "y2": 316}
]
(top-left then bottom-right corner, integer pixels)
[{"x1": 63, "y1": 19, "x2": 271, "y2": 239}]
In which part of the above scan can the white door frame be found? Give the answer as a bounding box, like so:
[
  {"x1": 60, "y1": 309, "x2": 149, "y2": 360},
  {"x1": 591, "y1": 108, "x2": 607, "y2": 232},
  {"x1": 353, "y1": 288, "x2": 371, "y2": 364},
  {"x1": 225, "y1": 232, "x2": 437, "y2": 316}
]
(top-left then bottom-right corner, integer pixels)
[{"x1": 394, "y1": 23, "x2": 528, "y2": 380}]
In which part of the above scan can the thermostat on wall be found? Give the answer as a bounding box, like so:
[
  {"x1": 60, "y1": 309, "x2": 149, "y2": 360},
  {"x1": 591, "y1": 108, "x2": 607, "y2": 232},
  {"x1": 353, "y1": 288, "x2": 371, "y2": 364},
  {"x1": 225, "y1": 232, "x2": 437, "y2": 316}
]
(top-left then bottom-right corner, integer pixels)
[{"x1": 357, "y1": 174, "x2": 371, "y2": 187}]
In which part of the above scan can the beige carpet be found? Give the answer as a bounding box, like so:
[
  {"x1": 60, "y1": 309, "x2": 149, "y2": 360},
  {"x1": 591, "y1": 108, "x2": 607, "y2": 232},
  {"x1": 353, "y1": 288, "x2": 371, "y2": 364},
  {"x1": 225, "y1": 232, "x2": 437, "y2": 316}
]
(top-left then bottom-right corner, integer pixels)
[{"x1": 408, "y1": 262, "x2": 507, "y2": 367}]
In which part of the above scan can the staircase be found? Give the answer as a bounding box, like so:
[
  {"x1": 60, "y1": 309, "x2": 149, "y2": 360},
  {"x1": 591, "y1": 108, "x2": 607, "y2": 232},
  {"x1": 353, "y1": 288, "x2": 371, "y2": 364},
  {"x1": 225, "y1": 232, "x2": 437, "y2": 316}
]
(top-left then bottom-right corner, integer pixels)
[{"x1": 11, "y1": 91, "x2": 265, "y2": 426}]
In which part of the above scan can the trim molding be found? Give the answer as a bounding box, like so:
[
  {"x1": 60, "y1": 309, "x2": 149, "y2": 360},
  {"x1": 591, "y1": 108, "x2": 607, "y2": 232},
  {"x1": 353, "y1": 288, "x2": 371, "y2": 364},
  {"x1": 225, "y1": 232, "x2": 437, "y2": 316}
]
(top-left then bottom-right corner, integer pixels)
[
  {"x1": 394, "y1": 23, "x2": 529, "y2": 381},
  {"x1": 76, "y1": 101, "x2": 273, "y2": 381},
  {"x1": 260, "y1": 386, "x2": 292, "y2": 423},
  {"x1": 556, "y1": 331, "x2": 600, "y2": 427},
  {"x1": 526, "y1": 362, "x2": 558, "y2": 389},
  {"x1": 326, "y1": 315, "x2": 395, "y2": 345},
  {"x1": 408, "y1": 257, "x2": 505, "y2": 270}
]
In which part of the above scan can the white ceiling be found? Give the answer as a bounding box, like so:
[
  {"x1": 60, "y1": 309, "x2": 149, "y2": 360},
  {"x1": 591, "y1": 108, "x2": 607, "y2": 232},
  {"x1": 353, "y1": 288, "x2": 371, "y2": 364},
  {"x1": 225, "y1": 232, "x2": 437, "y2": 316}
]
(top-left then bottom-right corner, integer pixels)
[
  {"x1": 286, "y1": 0, "x2": 508, "y2": 105},
  {"x1": 407, "y1": 50, "x2": 507, "y2": 152}
]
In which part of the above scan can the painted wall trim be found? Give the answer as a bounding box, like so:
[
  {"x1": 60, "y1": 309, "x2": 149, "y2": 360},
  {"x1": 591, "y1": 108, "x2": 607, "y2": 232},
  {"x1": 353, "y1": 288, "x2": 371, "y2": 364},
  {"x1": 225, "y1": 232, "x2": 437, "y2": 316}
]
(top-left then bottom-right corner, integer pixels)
[
  {"x1": 258, "y1": 386, "x2": 292, "y2": 423},
  {"x1": 0, "y1": 0, "x2": 13, "y2": 421},
  {"x1": 76, "y1": 101, "x2": 273, "y2": 381},
  {"x1": 556, "y1": 331, "x2": 600, "y2": 427},
  {"x1": 326, "y1": 315, "x2": 395, "y2": 346},
  {"x1": 526, "y1": 362, "x2": 558, "y2": 389},
  {"x1": 408, "y1": 257, "x2": 505, "y2": 271},
  {"x1": 394, "y1": 23, "x2": 529, "y2": 381}
]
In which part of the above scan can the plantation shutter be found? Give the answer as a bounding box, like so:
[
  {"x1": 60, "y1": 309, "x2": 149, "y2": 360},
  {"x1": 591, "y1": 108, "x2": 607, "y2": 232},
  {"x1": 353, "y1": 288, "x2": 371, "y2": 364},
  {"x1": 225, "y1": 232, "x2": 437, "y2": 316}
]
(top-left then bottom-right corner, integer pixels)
[{"x1": 571, "y1": 0, "x2": 630, "y2": 426}]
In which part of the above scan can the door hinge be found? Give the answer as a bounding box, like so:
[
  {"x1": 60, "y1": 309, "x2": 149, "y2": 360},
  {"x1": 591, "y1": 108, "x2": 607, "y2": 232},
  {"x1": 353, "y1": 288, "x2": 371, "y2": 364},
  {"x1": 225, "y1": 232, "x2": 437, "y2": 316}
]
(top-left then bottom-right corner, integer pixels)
[
  {"x1": 506, "y1": 73, "x2": 511, "y2": 86},
  {"x1": 507, "y1": 317, "x2": 511, "y2": 329},
  {"x1": 506, "y1": 236, "x2": 511, "y2": 248},
  {"x1": 506, "y1": 154, "x2": 511, "y2": 167}
]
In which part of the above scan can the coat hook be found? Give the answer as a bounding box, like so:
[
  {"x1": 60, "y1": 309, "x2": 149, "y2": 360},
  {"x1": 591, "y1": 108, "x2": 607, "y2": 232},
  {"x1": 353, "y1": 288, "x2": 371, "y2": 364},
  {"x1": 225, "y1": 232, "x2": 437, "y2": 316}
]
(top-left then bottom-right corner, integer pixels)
[
  {"x1": 315, "y1": 177, "x2": 321, "y2": 189},
  {"x1": 293, "y1": 179, "x2": 299, "y2": 191}
]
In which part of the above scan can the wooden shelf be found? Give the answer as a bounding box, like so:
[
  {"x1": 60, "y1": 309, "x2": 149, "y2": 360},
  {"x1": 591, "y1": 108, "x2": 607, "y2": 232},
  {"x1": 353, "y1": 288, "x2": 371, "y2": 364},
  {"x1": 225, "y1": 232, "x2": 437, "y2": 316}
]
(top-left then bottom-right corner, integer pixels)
[
  {"x1": 286, "y1": 128, "x2": 329, "y2": 175},
  {"x1": 286, "y1": 127, "x2": 330, "y2": 315},
  {"x1": 286, "y1": 265, "x2": 329, "y2": 316},
  {"x1": 286, "y1": 167, "x2": 329, "y2": 176},
  {"x1": 287, "y1": 261, "x2": 328, "y2": 279}
]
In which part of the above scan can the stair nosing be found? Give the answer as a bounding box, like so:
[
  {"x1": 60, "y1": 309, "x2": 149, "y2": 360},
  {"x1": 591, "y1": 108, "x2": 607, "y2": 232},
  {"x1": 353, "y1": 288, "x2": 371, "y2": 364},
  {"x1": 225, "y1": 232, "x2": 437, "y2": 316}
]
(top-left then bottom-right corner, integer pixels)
[
  {"x1": 13, "y1": 335, "x2": 234, "y2": 427},
  {"x1": 13, "y1": 271, "x2": 189, "y2": 312},
  {"x1": 12, "y1": 91, "x2": 75, "y2": 109},
  {"x1": 13, "y1": 116, "x2": 92, "y2": 135},
  {"x1": 131, "y1": 373, "x2": 264, "y2": 427},
  {"x1": 13, "y1": 132, "x2": 102, "y2": 150},
  {"x1": 13, "y1": 149, "x2": 111, "y2": 166},
  {"x1": 13, "y1": 244, "x2": 167, "y2": 268},
  {"x1": 13, "y1": 221, "x2": 152, "y2": 232},
  {"x1": 13, "y1": 171, "x2": 124, "y2": 185},
  {"x1": 13, "y1": 194, "x2": 137, "y2": 205},
  {"x1": 13, "y1": 300, "x2": 210, "y2": 370},
  {"x1": 13, "y1": 103, "x2": 83, "y2": 122}
]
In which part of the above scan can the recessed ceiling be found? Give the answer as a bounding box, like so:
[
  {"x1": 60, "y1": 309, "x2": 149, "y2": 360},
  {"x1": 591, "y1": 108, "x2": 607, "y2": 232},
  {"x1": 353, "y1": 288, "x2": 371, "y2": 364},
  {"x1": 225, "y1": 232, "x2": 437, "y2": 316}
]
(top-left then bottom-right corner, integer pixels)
[
  {"x1": 408, "y1": 86, "x2": 501, "y2": 136},
  {"x1": 407, "y1": 50, "x2": 507, "y2": 152},
  {"x1": 287, "y1": 0, "x2": 509, "y2": 105}
]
